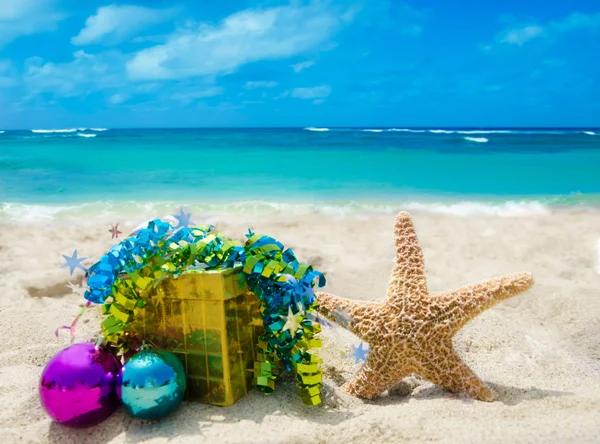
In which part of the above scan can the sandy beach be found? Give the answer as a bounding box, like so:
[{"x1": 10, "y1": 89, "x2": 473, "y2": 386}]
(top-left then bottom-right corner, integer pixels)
[{"x1": 1, "y1": 208, "x2": 600, "y2": 443}]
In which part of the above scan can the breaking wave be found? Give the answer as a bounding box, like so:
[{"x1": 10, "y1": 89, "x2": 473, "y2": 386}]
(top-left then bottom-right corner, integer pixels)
[
  {"x1": 429, "y1": 129, "x2": 509, "y2": 134},
  {"x1": 31, "y1": 128, "x2": 78, "y2": 133},
  {"x1": 464, "y1": 137, "x2": 489, "y2": 143},
  {"x1": 0, "y1": 199, "x2": 569, "y2": 223},
  {"x1": 402, "y1": 201, "x2": 552, "y2": 217},
  {"x1": 300, "y1": 127, "x2": 599, "y2": 135},
  {"x1": 77, "y1": 133, "x2": 96, "y2": 138},
  {"x1": 387, "y1": 128, "x2": 426, "y2": 133}
]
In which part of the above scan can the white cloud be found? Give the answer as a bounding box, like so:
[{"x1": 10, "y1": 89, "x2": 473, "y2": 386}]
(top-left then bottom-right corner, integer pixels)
[
  {"x1": 23, "y1": 50, "x2": 126, "y2": 97},
  {"x1": 109, "y1": 93, "x2": 128, "y2": 104},
  {"x1": 20, "y1": 48, "x2": 221, "y2": 106},
  {"x1": 274, "y1": 90, "x2": 290, "y2": 100},
  {"x1": 244, "y1": 81, "x2": 278, "y2": 89},
  {"x1": 500, "y1": 25, "x2": 545, "y2": 46},
  {"x1": 396, "y1": 3, "x2": 427, "y2": 36},
  {"x1": 497, "y1": 12, "x2": 600, "y2": 46},
  {"x1": 169, "y1": 87, "x2": 223, "y2": 103},
  {"x1": 0, "y1": 60, "x2": 15, "y2": 88},
  {"x1": 72, "y1": 5, "x2": 179, "y2": 45},
  {"x1": 374, "y1": 2, "x2": 427, "y2": 37},
  {"x1": 291, "y1": 60, "x2": 315, "y2": 72},
  {"x1": 553, "y1": 12, "x2": 600, "y2": 33},
  {"x1": 126, "y1": 2, "x2": 353, "y2": 80},
  {"x1": 400, "y1": 23, "x2": 423, "y2": 37},
  {"x1": 291, "y1": 85, "x2": 331, "y2": 99},
  {"x1": 0, "y1": 0, "x2": 64, "y2": 47}
]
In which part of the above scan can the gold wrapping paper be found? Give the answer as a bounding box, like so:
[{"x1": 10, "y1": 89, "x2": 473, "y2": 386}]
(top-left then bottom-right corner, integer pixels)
[{"x1": 134, "y1": 267, "x2": 262, "y2": 406}]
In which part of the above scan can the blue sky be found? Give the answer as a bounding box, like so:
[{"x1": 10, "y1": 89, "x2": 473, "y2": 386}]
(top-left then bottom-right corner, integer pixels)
[{"x1": 0, "y1": 0, "x2": 598, "y2": 128}]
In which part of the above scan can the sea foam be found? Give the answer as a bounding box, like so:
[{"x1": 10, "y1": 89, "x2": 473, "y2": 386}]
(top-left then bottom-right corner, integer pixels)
[
  {"x1": 304, "y1": 127, "x2": 329, "y2": 132},
  {"x1": 424, "y1": 129, "x2": 577, "y2": 135},
  {"x1": 0, "y1": 199, "x2": 555, "y2": 223},
  {"x1": 31, "y1": 128, "x2": 78, "y2": 133},
  {"x1": 403, "y1": 201, "x2": 551, "y2": 217},
  {"x1": 387, "y1": 128, "x2": 426, "y2": 133},
  {"x1": 430, "y1": 129, "x2": 507, "y2": 135},
  {"x1": 464, "y1": 136, "x2": 489, "y2": 143},
  {"x1": 363, "y1": 129, "x2": 384, "y2": 133},
  {"x1": 77, "y1": 133, "x2": 96, "y2": 138}
]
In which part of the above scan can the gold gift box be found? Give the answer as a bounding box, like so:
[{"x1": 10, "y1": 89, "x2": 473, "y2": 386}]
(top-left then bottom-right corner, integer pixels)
[{"x1": 136, "y1": 266, "x2": 262, "y2": 406}]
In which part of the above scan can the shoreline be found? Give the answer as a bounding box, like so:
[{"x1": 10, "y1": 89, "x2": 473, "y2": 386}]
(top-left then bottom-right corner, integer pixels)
[{"x1": 2, "y1": 197, "x2": 600, "y2": 224}]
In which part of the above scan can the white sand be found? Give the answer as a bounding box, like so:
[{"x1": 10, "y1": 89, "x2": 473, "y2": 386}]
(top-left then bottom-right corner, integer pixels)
[{"x1": 1, "y1": 209, "x2": 600, "y2": 443}]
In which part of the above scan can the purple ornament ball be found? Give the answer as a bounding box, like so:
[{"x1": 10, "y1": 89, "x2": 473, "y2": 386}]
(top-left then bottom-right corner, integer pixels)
[{"x1": 39, "y1": 343, "x2": 121, "y2": 428}]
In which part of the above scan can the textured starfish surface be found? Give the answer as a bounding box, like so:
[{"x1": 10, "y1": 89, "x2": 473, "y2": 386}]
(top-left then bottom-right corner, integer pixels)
[{"x1": 316, "y1": 211, "x2": 535, "y2": 402}]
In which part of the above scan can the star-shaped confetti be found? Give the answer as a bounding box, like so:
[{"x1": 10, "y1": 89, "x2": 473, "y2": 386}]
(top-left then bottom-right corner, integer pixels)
[
  {"x1": 109, "y1": 223, "x2": 123, "y2": 239},
  {"x1": 281, "y1": 306, "x2": 303, "y2": 335},
  {"x1": 60, "y1": 250, "x2": 87, "y2": 276},
  {"x1": 66, "y1": 281, "x2": 79, "y2": 292},
  {"x1": 173, "y1": 207, "x2": 194, "y2": 229},
  {"x1": 66, "y1": 281, "x2": 83, "y2": 296},
  {"x1": 352, "y1": 342, "x2": 370, "y2": 364},
  {"x1": 66, "y1": 280, "x2": 89, "y2": 297}
]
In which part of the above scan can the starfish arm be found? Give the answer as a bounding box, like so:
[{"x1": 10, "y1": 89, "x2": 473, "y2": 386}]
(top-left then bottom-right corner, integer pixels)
[
  {"x1": 386, "y1": 212, "x2": 428, "y2": 306},
  {"x1": 418, "y1": 345, "x2": 496, "y2": 402},
  {"x1": 342, "y1": 357, "x2": 406, "y2": 399},
  {"x1": 315, "y1": 291, "x2": 380, "y2": 338},
  {"x1": 435, "y1": 272, "x2": 534, "y2": 334}
]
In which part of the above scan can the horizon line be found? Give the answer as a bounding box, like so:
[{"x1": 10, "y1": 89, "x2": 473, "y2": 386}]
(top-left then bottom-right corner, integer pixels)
[{"x1": 3, "y1": 125, "x2": 600, "y2": 131}]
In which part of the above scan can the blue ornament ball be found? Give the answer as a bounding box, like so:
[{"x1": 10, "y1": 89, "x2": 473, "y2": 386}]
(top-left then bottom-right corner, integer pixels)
[{"x1": 117, "y1": 350, "x2": 187, "y2": 420}]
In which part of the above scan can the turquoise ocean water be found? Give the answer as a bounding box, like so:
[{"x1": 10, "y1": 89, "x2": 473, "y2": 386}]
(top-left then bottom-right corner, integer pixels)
[{"x1": 1, "y1": 127, "x2": 599, "y2": 220}]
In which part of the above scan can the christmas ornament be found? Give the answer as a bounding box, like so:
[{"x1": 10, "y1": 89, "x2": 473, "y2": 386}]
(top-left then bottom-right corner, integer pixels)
[
  {"x1": 39, "y1": 343, "x2": 121, "y2": 427},
  {"x1": 117, "y1": 350, "x2": 186, "y2": 420}
]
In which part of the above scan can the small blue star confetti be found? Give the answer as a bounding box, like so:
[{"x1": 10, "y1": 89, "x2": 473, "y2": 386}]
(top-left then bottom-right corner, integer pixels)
[
  {"x1": 60, "y1": 250, "x2": 87, "y2": 276},
  {"x1": 173, "y1": 207, "x2": 194, "y2": 229},
  {"x1": 109, "y1": 223, "x2": 122, "y2": 239},
  {"x1": 352, "y1": 342, "x2": 370, "y2": 364}
]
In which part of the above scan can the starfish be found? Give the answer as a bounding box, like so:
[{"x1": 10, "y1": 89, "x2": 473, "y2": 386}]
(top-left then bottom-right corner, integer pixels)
[{"x1": 316, "y1": 211, "x2": 534, "y2": 402}]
